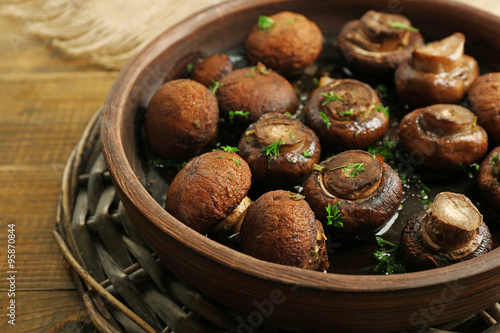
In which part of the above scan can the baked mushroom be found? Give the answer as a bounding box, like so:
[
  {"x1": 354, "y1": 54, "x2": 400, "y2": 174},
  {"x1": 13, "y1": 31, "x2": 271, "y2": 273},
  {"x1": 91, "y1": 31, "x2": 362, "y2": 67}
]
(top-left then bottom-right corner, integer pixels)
[
  {"x1": 237, "y1": 113, "x2": 321, "y2": 187},
  {"x1": 395, "y1": 33, "x2": 479, "y2": 106},
  {"x1": 302, "y1": 150, "x2": 402, "y2": 240},
  {"x1": 240, "y1": 190, "x2": 329, "y2": 270},
  {"x1": 191, "y1": 54, "x2": 233, "y2": 87},
  {"x1": 398, "y1": 104, "x2": 488, "y2": 170},
  {"x1": 165, "y1": 151, "x2": 252, "y2": 236},
  {"x1": 467, "y1": 72, "x2": 500, "y2": 146},
  {"x1": 400, "y1": 192, "x2": 493, "y2": 270},
  {"x1": 216, "y1": 63, "x2": 299, "y2": 126},
  {"x1": 245, "y1": 11, "x2": 323, "y2": 75},
  {"x1": 337, "y1": 10, "x2": 424, "y2": 75},
  {"x1": 477, "y1": 146, "x2": 500, "y2": 208},
  {"x1": 305, "y1": 78, "x2": 389, "y2": 150},
  {"x1": 145, "y1": 79, "x2": 219, "y2": 161}
]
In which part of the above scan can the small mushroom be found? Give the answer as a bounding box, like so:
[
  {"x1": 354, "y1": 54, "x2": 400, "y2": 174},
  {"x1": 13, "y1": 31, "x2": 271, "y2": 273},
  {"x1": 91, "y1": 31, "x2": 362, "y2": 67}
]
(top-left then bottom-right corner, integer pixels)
[
  {"x1": 395, "y1": 33, "x2": 479, "y2": 106},
  {"x1": 337, "y1": 10, "x2": 424, "y2": 75},
  {"x1": 467, "y1": 72, "x2": 500, "y2": 146},
  {"x1": 245, "y1": 11, "x2": 323, "y2": 75},
  {"x1": 191, "y1": 54, "x2": 233, "y2": 87},
  {"x1": 240, "y1": 190, "x2": 329, "y2": 270},
  {"x1": 477, "y1": 147, "x2": 500, "y2": 208},
  {"x1": 398, "y1": 104, "x2": 488, "y2": 170},
  {"x1": 145, "y1": 79, "x2": 219, "y2": 161},
  {"x1": 302, "y1": 150, "x2": 403, "y2": 240},
  {"x1": 305, "y1": 78, "x2": 389, "y2": 150},
  {"x1": 400, "y1": 192, "x2": 493, "y2": 270},
  {"x1": 237, "y1": 113, "x2": 321, "y2": 187},
  {"x1": 165, "y1": 151, "x2": 252, "y2": 236},
  {"x1": 216, "y1": 63, "x2": 299, "y2": 126}
]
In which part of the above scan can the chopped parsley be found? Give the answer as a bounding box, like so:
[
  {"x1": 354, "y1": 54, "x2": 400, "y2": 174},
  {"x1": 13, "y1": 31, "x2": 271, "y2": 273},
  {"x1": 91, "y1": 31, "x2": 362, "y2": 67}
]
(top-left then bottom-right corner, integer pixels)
[
  {"x1": 339, "y1": 108, "x2": 354, "y2": 120},
  {"x1": 231, "y1": 157, "x2": 242, "y2": 166},
  {"x1": 321, "y1": 91, "x2": 345, "y2": 106},
  {"x1": 213, "y1": 146, "x2": 239, "y2": 153},
  {"x1": 367, "y1": 141, "x2": 395, "y2": 164},
  {"x1": 258, "y1": 15, "x2": 275, "y2": 31},
  {"x1": 373, "y1": 103, "x2": 390, "y2": 118},
  {"x1": 331, "y1": 163, "x2": 365, "y2": 178},
  {"x1": 261, "y1": 138, "x2": 286, "y2": 163},
  {"x1": 209, "y1": 79, "x2": 219, "y2": 95},
  {"x1": 228, "y1": 110, "x2": 250, "y2": 123},
  {"x1": 387, "y1": 19, "x2": 419, "y2": 33},
  {"x1": 326, "y1": 202, "x2": 344, "y2": 227},
  {"x1": 320, "y1": 112, "x2": 331, "y2": 129},
  {"x1": 303, "y1": 151, "x2": 312, "y2": 158},
  {"x1": 373, "y1": 237, "x2": 406, "y2": 274},
  {"x1": 186, "y1": 63, "x2": 194, "y2": 72}
]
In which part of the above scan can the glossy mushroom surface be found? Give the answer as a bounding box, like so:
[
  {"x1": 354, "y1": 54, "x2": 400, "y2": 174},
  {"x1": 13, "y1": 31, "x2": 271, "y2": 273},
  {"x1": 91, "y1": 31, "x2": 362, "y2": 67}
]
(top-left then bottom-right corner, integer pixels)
[
  {"x1": 237, "y1": 113, "x2": 321, "y2": 187},
  {"x1": 240, "y1": 190, "x2": 329, "y2": 270},
  {"x1": 216, "y1": 63, "x2": 299, "y2": 126},
  {"x1": 395, "y1": 33, "x2": 479, "y2": 106},
  {"x1": 305, "y1": 78, "x2": 389, "y2": 150},
  {"x1": 245, "y1": 11, "x2": 323, "y2": 75},
  {"x1": 398, "y1": 104, "x2": 488, "y2": 170},
  {"x1": 191, "y1": 54, "x2": 233, "y2": 87},
  {"x1": 400, "y1": 192, "x2": 493, "y2": 270},
  {"x1": 302, "y1": 150, "x2": 402, "y2": 239},
  {"x1": 165, "y1": 151, "x2": 252, "y2": 235},
  {"x1": 337, "y1": 10, "x2": 424, "y2": 75},
  {"x1": 468, "y1": 73, "x2": 500, "y2": 146},
  {"x1": 477, "y1": 146, "x2": 500, "y2": 208},
  {"x1": 145, "y1": 79, "x2": 219, "y2": 161}
]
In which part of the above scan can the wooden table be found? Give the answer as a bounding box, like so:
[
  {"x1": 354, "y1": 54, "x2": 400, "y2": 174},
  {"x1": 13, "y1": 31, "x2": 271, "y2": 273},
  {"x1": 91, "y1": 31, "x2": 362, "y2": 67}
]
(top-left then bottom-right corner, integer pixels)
[{"x1": 1, "y1": 1, "x2": 500, "y2": 332}]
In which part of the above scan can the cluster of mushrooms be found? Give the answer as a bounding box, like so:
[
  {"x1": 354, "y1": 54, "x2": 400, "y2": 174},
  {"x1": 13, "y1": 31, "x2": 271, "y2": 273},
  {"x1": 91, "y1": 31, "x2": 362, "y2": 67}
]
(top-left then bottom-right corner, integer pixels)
[{"x1": 144, "y1": 10, "x2": 498, "y2": 273}]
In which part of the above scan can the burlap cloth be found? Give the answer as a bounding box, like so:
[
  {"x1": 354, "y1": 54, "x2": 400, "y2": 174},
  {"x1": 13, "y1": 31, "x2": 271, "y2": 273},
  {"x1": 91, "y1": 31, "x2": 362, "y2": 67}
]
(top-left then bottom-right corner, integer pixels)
[{"x1": 1, "y1": 0, "x2": 500, "y2": 70}]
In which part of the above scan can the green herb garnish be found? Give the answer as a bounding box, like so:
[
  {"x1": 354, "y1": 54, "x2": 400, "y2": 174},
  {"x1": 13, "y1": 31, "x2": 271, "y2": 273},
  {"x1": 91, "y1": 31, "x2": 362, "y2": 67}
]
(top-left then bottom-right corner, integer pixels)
[
  {"x1": 321, "y1": 91, "x2": 345, "y2": 106},
  {"x1": 213, "y1": 146, "x2": 239, "y2": 153},
  {"x1": 209, "y1": 79, "x2": 219, "y2": 95},
  {"x1": 387, "y1": 19, "x2": 419, "y2": 33},
  {"x1": 368, "y1": 141, "x2": 395, "y2": 164},
  {"x1": 331, "y1": 163, "x2": 365, "y2": 178},
  {"x1": 326, "y1": 202, "x2": 344, "y2": 227},
  {"x1": 373, "y1": 237, "x2": 406, "y2": 275},
  {"x1": 339, "y1": 108, "x2": 354, "y2": 120},
  {"x1": 376, "y1": 84, "x2": 388, "y2": 93},
  {"x1": 320, "y1": 112, "x2": 331, "y2": 129},
  {"x1": 261, "y1": 138, "x2": 286, "y2": 163},
  {"x1": 303, "y1": 151, "x2": 312, "y2": 158},
  {"x1": 258, "y1": 15, "x2": 275, "y2": 31},
  {"x1": 186, "y1": 63, "x2": 194, "y2": 72},
  {"x1": 228, "y1": 110, "x2": 250, "y2": 124},
  {"x1": 231, "y1": 157, "x2": 242, "y2": 166},
  {"x1": 373, "y1": 103, "x2": 390, "y2": 118}
]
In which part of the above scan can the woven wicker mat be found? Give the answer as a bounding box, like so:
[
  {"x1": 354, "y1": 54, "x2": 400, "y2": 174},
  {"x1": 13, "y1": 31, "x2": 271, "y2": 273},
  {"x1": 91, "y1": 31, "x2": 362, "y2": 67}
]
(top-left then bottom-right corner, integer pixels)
[{"x1": 54, "y1": 108, "x2": 500, "y2": 333}]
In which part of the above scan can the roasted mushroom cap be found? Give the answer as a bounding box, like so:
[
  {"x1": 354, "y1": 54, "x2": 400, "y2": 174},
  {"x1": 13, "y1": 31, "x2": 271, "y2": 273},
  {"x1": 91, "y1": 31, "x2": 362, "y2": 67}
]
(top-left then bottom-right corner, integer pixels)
[
  {"x1": 399, "y1": 104, "x2": 488, "y2": 170},
  {"x1": 191, "y1": 54, "x2": 233, "y2": 87},
  {"x1": 240, "y1": 190, "x2": 329, "y2": 270},
  {"x1": 305, "y1": 78, "x2": 389, "y2": 150},
  {"x1": 216, "y1": 63, "x2": 299, "y2": 126},
  {"x1": 145, "y1": 79, "x2": 219, "y2": 161},
  {"x1": 337, "y1": 10, "x2": 424, "y2": 75},
  {"x1": 245, "y1": 11, "x2": 323, "y2": 75},
  {"x1": 237, "y1": 113, "x2": 321, "y2": 187},
  {"x1": 165, "y1": 151, "x2": 252, "y2": 235},
  {"x1": 302, "y1": 150, "x2": 403, "y2": 239},
  {"x1": 395, "y1": 33, "x2": 479, "y2": 106},
  {"x1": 468, "y1": 73, "x2": 500, "y2": 146},
  {"x1": 400, "y1": 192, "x2": 493, "y2": 270},
  {"x1": 477, "y1": 146, "x2": 500, "y2": 208}
]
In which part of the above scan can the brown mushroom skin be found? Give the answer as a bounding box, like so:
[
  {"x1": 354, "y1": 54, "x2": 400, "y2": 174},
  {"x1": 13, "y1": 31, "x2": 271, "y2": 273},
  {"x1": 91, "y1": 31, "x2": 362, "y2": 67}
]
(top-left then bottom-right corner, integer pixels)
[
  {"x1": 398, "y1": 104, "x2": 488, "y2": 170},
  {"x1": 302, "y1": 150, "x2": 403, "y2": 239},
  {"x1": 238, "y1": 113, "x2": 321, "y2": 187},
  {"x1": 165, "y1": 151, "x2": 252, "y2": 235},
  {"x1": 477, "y1": 147, "x2": 500, "y2": 208},
  {"x1": 216, "y1": 65, "x2": 299, "y2": 127},
  {"x1": 145, "y1": 79, "x2": 219, "y2": 161},
  {"x1": 400, "y1": 210, "x2": 492, "y2": 270},
  {"x1": 305, "y1": 79, "x2": 389, "y2": 150},
  {"x1": 191, "y1": 54, "x2": 233, "y2": 87},
  {"x1": 245, "y1": 11, "x2": 323, "y2": 75},
  {"x1": 337, "y1": 11, "x2": 424, "y2": 75},
  {"x1": 468, "y1": 73, "x2": 500, "y2": 146},
  {"x1": 240, "y1": 190, "x2": 329, "y2": 270},
  {"x1": 395, "y1": 33, "x2": 479, "y2": 106}
]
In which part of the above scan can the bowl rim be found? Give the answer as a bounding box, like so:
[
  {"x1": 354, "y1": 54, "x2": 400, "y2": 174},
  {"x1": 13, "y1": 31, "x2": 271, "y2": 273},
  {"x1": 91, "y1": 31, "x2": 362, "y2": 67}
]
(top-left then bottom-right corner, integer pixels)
[{"x1": 101, "y1": 0, "x2": 500, "y2": 294}]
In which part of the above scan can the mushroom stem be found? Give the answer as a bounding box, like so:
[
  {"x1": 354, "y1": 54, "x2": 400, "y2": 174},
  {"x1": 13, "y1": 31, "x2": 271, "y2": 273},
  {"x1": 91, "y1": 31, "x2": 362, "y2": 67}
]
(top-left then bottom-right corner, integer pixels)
[
  {"x1": 214, "y1": 196, "x2": 252, "y2": 237},
  {"x1": 413, "y1": 33, "x2": 465, "y2": 73}
]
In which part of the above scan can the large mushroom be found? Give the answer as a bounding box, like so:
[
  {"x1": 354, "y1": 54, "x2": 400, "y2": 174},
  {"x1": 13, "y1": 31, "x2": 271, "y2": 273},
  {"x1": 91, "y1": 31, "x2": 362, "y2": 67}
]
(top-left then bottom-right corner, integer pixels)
[
  {"x1": 245, "y1": 11, "x2": 323, "y2": 75},
  {"x1": 165, "y1": 151, "x2": 252, "y2": 236},
  {"x1": 398, "y1": 104, "x2": 488, "y2": 170},
  {"x1": 240, "y1": 190, "x2": 329, "y2": 270},
  {"x1": 305, "y1": 78, "x2": 389, "y2": 150},
  {"x1": 467, "y1": 72, "x2": 500, "y2": 146},
  {"x1": 145, "y1": 79, "x2": 219, "y2": 162},
  {"x1": 216, "y1": 63, "x2": 299, "y2": 127},
  {"x1": 477, "y1": 146, "x2": 500, "y2": 208},
  {"x1": 337, "y1": 10, "x2": 424, "y2": 75},
  {"x1": 395, "y1": 33, "x2": 479, "y2": 106},
  {"x1": 400, "y1": 192, "x2": 493, "y2": 270},
  {"x1": 302, "y1": 150, "x2": 403, "y2": 240},
  {"x1": 237, "y1": 113, "x2": 321, "y2": 187},
  {"x1": 191, "y1": 54, "x2": 233, "y2": 87}
]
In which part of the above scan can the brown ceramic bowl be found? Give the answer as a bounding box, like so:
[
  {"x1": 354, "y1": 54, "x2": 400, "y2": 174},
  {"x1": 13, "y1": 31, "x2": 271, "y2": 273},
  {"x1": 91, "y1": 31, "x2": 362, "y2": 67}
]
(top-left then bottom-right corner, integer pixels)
[{"x1": 101, "y1": 0, "x2": 500, "y2": 332}]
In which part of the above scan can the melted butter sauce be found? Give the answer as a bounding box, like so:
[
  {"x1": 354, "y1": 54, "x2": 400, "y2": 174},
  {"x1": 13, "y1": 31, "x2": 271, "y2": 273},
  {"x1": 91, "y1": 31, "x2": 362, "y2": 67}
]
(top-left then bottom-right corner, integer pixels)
[{"x1": 138, "y1": 37, "x2": 499, "y2": 275}]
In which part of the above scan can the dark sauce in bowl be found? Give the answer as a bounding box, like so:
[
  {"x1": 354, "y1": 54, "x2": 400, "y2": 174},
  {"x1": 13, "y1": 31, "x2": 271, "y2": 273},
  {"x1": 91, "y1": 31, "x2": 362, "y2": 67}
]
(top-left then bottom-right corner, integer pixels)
[{"x1": 136, "y1": 36, "x2": 500, "y2": 275}]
